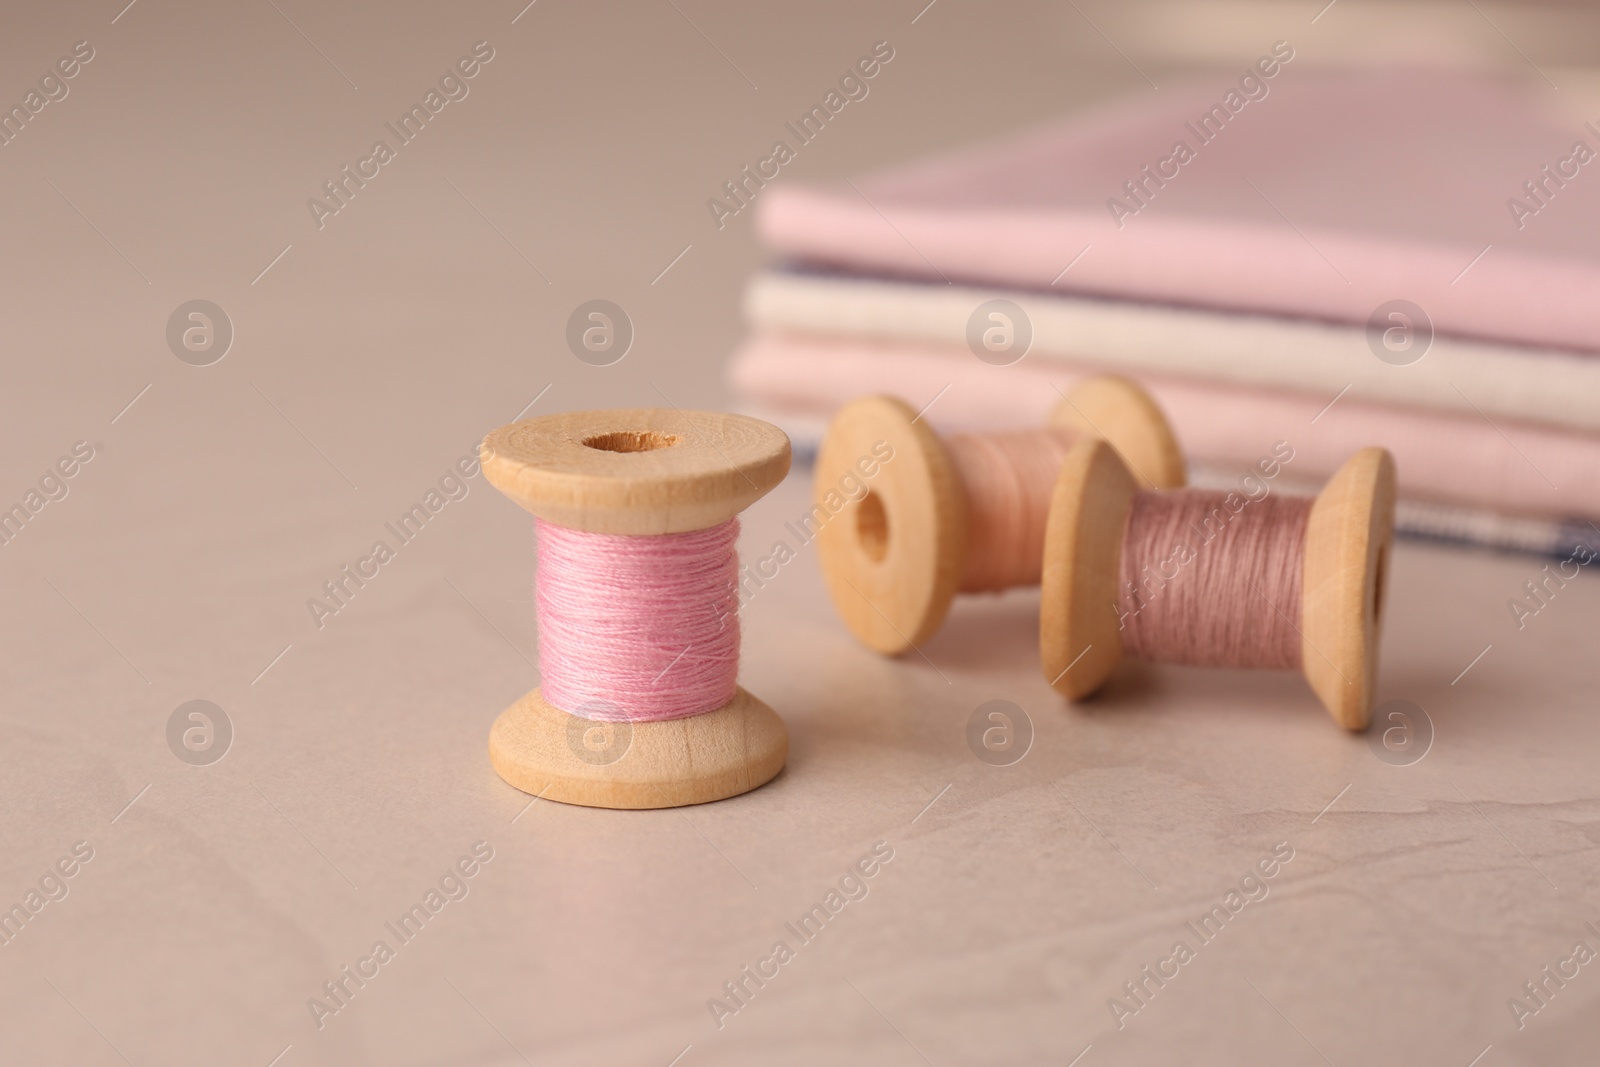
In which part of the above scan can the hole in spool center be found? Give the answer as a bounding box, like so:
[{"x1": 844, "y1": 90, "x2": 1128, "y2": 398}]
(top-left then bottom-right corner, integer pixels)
[
  {"x1": 856, "y1": 490, "x2": 889, "y2": 563},
  {"x1": 583, "y1": 430, "x2": 679, "y2": 453}
]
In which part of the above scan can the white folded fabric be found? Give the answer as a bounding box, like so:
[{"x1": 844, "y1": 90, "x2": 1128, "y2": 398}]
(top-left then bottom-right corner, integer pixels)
[{"x1": 746, "y1": 270, "x2": 1600, "y2": 434}]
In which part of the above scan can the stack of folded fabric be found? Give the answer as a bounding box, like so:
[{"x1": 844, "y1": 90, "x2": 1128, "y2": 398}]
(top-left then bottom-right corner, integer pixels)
[{"x1": 729, "y1": 66, "x2": 1600, "y2": 555}]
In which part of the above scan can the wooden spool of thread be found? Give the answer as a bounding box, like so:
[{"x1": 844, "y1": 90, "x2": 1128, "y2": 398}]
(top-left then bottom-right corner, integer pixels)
[
  {"x1": 1041, "y1": 438, "x2": 1397, "y2": 729},
  {"x1": 479, "y1": 409, "x2": 790, "y2": 809},
  {"x1": 814, "y1": 375, "x2": 1186, "y2": 653}
]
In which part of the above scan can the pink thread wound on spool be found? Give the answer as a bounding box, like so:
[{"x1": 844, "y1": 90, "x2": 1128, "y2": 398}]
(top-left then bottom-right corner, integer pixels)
[
  {"x1": 1116, "y1": 490, "x2": 1311, "y2": 670},
  {"x1": 946, "y1": 427, "x2": 1080, "y2": 591},
  {"x1": 534, "y1": 517, "x2": 740, "y2": 722}
]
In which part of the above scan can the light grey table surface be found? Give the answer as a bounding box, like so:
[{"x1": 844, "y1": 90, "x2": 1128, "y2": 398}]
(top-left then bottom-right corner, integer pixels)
[{"x1": 6, "y1": 454, "x2": 1598, "y2": 1066}]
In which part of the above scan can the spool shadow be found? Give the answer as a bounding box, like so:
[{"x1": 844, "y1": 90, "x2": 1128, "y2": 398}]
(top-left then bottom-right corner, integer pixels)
[
  {"x1": 923, "y1": 589, "x2": 1044, "y2": 674},
  {"x1": 1063, "y1": 659, "x2": 1335, "y2": 728},
  {"x1": 755, "y1": 623, "x2": 965, "y2": 763}
]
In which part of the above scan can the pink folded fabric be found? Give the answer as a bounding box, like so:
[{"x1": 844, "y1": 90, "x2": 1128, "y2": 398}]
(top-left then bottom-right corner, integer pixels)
[
  {"x1": 757, "y1": 69, "x2": 1600, "y2": 354},
  {"x1": 730, "y1": 331, "x2": 1600, "y2": 522}
]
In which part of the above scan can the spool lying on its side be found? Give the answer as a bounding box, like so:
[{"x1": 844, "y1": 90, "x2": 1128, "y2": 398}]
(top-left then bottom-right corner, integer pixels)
[
  {"x1": 1041, "y1": 438, "x2": 1397, "y2": 730},
  {"x1": 813, "y1": 375, "x2": 1186, "y2": 655}
]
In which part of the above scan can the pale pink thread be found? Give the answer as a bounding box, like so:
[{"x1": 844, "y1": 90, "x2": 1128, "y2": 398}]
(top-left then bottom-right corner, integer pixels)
[
  {"x1": 946, "y1": 427, "x2": 1081, "y2": 591},
  {"x1": 535, "y1": 517, "x2": 740, "y2": 722},
  {"x1": 1116, "y1": 490, "x2": 1311, "y2": 670}
]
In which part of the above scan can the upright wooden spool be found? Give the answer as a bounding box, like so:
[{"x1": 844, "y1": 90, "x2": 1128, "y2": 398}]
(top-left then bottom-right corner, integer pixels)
[
  {"x1": 1040, "y1": 439, "x2": 1397, "y2": 729},
  {"x1": 480, "y1": 409, "x2": 790, "y2": 809},
  {"x1": 813, "y1": 375, "x2": 1186, "y2": 654}
]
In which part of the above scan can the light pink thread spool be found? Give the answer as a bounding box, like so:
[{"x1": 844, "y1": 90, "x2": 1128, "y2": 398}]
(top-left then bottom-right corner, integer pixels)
[
  {"x1": 814, "y1": 375, "x2": 1186, "y2": 656},
  {"x1": 480, "y1": 409, "x2": 790, "y2": 810}
]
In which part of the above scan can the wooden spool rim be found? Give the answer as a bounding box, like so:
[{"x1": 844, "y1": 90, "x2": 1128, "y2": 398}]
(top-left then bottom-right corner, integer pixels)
[
  {"x1": 1301, "y1": 446, "x2": 1397, "y2": 730},
  {"x1": 1049, "y1": 374, "x2": 1187, "y2": 491},
  {"x1": 1040, "y1": 440, "x2": 1396, "y2": 730},
  {"x1": 489, "y1": 686, "x2": 787, "y2": 809},
  {"x1": 1039, "y1": 439, "x2": 1136, "y2": 699},
  {"x1": 812, "y1": 395, "x2": 968, "y2": 654},
  {"x1": 481, "y1": 408, "x2": 790, "y2": 535}
]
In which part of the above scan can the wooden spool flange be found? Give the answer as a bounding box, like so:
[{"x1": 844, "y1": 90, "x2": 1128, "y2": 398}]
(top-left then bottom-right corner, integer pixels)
[
  {"x1": 480, "y1": 409, "x2": 791, "y2": 808},
  {"x1": 813, "y1": 375, "x2": 1186, "y2": 654},
  {"x1": 1040, "y1": 438, "x2": 1397, "y2": 729}
]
